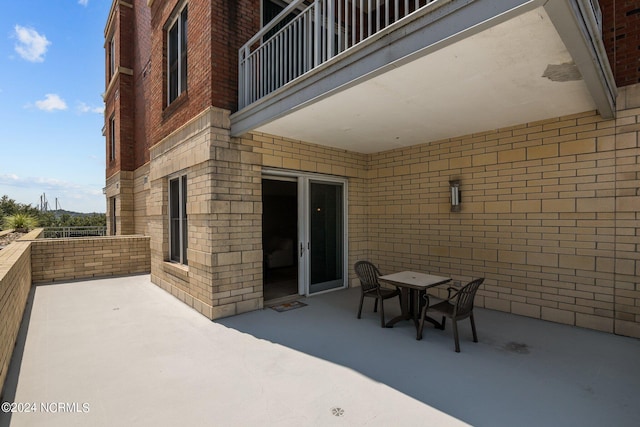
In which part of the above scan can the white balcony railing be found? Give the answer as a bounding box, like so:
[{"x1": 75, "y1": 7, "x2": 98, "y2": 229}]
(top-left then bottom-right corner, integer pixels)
[
  {"x1": 581, "y1": 0, "x2": 602, "y2": 34},
  {"x1": 239, "y1": 0, "x2": 443, "y2": 109}
]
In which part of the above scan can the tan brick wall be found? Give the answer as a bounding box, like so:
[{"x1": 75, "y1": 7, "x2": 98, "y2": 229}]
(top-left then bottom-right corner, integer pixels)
[
  {"x1": 237, "y1": 132, "x2": 370, "y2": 288},
  {"x1": 612, "y1": 84, "x2": 640, "y2": 337},
  {"x1": 133, "y1": 163, "x2": 151, "y2": 235},
  {"x1": 106, "y1": 171, "x2": 135, "y2": 235},
  {"x1": 122, "y1": 88, "x2": 640, "y2": 338},
  {"x1": 147, "y1": 118, "x2": 371, "y2": 320},
  {"x1": 362, "y1": 90, "x2": 640, "y2": 338},
  {"x1": 31, "y1": 236, "x2": 150, "y2": 284},
  {"x1": 236, "y1": 86, "x2": 640, "y2": 338},
  {"x1": 149, "y1": 107, "x2": 263, "y2": 319},
  {"x1": 0, "y1": 242, "x2": 31, "y2": 396}
]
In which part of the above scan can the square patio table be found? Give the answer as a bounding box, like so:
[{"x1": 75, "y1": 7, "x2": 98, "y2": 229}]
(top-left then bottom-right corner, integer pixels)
[{"x1": 379, "y1": 271, "x2": 451, "y2": 340}]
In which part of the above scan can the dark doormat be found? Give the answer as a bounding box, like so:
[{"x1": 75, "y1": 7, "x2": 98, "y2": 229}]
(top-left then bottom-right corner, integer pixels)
[{"x1": 270, "y1": 301, "x2": 308, "y2": 312}]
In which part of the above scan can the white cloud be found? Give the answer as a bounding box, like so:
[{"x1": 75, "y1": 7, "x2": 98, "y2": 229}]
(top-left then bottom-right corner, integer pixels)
[
  {"x1": 77, "y1": 102, "x2": 104, "y2": 114},
  {"x1": 78, "y1": 0, "x2": 89, "y2": 6},
  {"x1": 1, "y1": 174, "x2": 67, "y2": 190},
  {"x1": 13, "y1": 25, "x2": 51, "y2": 63},
  {"x1": 1, "y1": 174, "x2": 20, "y2": 182},
  {"x1": 35, "y1": 94, "x2": 68, "y2": 112},
  {"x1": 0, "y1": 174, "x2": 105, "y2": 213}
]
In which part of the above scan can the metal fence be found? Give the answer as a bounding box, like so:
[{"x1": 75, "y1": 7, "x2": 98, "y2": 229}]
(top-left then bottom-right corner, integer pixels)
[{"x1": 43, "y1": 227, "x2": 107, "y2": 239}]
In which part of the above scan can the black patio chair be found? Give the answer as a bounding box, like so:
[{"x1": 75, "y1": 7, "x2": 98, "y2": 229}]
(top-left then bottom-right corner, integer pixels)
[
  {"x1": 419, "y1": 278, "x2": 485, "y2": 352},
  {"x1": 354, "y1": 261, "x2": 401, "y2": 328}
]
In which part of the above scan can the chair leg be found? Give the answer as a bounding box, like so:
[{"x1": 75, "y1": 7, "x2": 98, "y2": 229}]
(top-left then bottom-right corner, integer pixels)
[
  {"x1": 440, "y1": 316, "x2": 447, "y2": 330},
  {"x1": 379, "y1": 298, "x2": 386, "y2": 328},
  {"x1": 357, "y1": 294, "x2": 364, "y2": 319},
  {"x1": 453, "y1": 320, "x2": 460, "y2": 353},
  {"x1": 373, "y1": 298, "x2": 378, "y2": 313},
  {"x1": 470, "y1": 312, "x2": 478, "y2": 343}
]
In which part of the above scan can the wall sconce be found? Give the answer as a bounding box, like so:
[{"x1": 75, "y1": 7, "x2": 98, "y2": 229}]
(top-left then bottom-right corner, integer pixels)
[{"x1": 450, "y1": 180, "x2": 461, "y2": 212}]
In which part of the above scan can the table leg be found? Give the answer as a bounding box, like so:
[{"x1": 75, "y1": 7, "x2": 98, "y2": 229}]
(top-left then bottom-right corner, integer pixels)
[
  {"x1": 385, "y1": 288, "x2": 411, "y2": 328},
  {"x1": 410, "y1": 289, "x2": 422, "y2": 338}
]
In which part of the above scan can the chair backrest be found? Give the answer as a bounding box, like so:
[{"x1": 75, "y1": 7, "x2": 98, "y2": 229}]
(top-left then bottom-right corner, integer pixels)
[
  {"x1": 354, "y1": 261, "x2": 382, "y2": 292},
  {"x1": 453, "y1": 278, "x2": 484, "y2": 317}
]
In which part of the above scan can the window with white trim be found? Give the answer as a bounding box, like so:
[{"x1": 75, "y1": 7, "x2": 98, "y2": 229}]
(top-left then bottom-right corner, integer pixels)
[
  {"x1": 167, "y1": 5, "x2": 188, "y2": 105},
  {"x1": 169, "y1": 175, "x2": 188, "y2": 265}
]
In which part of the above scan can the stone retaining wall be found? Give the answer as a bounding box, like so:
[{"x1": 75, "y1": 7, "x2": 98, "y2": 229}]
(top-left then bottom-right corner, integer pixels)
[
  {"x1": 0, "y1": 241, "x2": 31, "y2": 397},
  {"x1": 31, "y1": 236, "x2": 150, "y2": 283}
]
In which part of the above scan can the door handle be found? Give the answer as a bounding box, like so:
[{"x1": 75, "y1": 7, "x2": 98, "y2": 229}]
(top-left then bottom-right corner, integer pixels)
[{"x1": 300, "y1": 242, "x2": 304, "y2": 257}]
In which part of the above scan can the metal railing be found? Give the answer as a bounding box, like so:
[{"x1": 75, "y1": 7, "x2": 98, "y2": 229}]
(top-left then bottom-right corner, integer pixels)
[
  {"x1": 239, "y1": 0, "x2": 443, "y2": 109},
  {"x1": 583, "y1": 0, "x2": 602, "y2": 33},
  {"x1": 43, "y1": 227, "x2": 107, "y2": 239}
]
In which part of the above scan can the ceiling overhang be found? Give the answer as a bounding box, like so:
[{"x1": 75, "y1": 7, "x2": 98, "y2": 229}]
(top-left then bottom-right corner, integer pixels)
[{"x1": 231, "y1": 0, "x2": 616, "y2": 154}]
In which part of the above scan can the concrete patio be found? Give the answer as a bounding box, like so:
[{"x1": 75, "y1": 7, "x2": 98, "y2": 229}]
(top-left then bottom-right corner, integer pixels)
[{"x1": 1, "y1": 274, "x2": 639, "y2": 426}]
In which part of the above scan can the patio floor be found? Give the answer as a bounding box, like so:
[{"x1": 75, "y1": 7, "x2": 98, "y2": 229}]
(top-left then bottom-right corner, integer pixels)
[{"x1": 1, "y1": 275, "x2": 639, "y2": 426}]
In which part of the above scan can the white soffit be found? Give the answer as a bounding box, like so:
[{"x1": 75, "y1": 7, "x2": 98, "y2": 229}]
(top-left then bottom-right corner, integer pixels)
[{"x1": 256, "y1": 7, "x2": 596, "y2": 154}]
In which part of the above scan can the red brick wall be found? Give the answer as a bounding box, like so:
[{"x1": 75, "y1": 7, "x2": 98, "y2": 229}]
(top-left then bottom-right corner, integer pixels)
[
  {"x1": 104, "y1": 4, "x2": 119, "y2": 179},
  {"x1": 210, "y1": 1, "x2": 261, "y2": 113},
  {"x1": 105, "y1": 2, "x2": 137, "y2": 178},
  {"x1": 105, "y1": 1, "x2": 263, "y2": 172},
  {"x1": 133, "y1": 0, "x2": 153, "y2": 168},
  {"x1": 600, "y1": 0, "x2": 640, "y2": 87},
  {"x1": 148, "y1": 0, "x2": 213, "y2": 147},
  {"x1": 147, "y1": 0, "x2": 260, "y2": 147}
]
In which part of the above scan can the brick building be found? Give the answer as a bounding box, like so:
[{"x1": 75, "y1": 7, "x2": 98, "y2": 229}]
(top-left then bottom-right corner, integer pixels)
[{"x1": 104, "y1": 0, "x2": 640, "y2": 338}]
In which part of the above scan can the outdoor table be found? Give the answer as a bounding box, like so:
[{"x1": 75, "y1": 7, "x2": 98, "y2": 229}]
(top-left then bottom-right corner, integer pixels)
[{"x1": 379, "y1": 271, "x2": 451, "y2": 340}]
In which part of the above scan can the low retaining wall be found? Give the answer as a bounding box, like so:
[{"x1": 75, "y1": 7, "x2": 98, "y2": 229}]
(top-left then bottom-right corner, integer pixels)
[
  {"x1": 17, "y1": 229, "x2": 44, "y2": 241},
  {"x1": 0, "y1": 241, "x2": 31, "y2": 396},
  {"x1": 31, "y1": 236, "x2": 150, "y2": 283}
]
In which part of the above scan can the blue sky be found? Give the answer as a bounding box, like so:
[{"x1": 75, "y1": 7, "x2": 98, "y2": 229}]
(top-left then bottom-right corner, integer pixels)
[{"x1": 0, "y1": 0, "x2": 111, "y2": 213}]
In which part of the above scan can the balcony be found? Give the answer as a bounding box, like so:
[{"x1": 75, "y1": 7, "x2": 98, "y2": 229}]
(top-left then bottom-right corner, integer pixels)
[
  {"x1": 1, "y1": 274, "x2": 639, "y2": 426},
  {"x1": 232, "y1": 0, "x2": 615, "y2": 153}
]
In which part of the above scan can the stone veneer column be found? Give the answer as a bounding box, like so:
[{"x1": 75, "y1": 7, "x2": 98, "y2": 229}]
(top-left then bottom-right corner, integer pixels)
[
  {"x1": 105, "y1": 171, "x2": 135, "y2": 235},
  {"x1": 148, "y1": 107, "x2": 263, "y2": 320}
]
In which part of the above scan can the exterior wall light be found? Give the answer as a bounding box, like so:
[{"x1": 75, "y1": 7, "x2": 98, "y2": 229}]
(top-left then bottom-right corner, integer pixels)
[{"x1": 450, "y1": 180, "x2": 461, "y2": 212}]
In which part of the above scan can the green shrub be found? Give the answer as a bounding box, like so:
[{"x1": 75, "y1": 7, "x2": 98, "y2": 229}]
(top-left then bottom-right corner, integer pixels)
[{"x1": 2, "y1": 213, "x2": 38, "y2": 232}]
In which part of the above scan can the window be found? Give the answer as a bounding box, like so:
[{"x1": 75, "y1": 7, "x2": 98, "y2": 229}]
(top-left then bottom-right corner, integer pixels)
[
  {"x1": 169, "y1": 175, "x2": 188, "y2": 265},
  {"x1": 110, "y1": 197, "x2": 117, "y2": 235},
  {"x1": 109, "y1": 114, "x2": 116, "y2": 161},
  {"x1": 262, "y1": 1, "x2": 296, "y2": 40},
  {"x1": 167, "y1": 5, "x2": 188, "y2": 105},
  {"x1": 263, "y1": 0, "x2": 285, "y2": 26},
  {"x1": 109, "y1": 35, "x2": 116, "y2": 80}
]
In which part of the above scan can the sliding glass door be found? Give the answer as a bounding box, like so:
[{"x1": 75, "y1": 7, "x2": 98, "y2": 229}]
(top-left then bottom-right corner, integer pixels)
[{"x1": 262, "y1": 171, "x2": 347, "y2": 297}]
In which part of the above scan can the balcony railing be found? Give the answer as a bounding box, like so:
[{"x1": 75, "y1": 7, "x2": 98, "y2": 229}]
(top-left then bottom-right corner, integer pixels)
[
  {"x1": 43, "y1": 226, "x2": 107, "y2": 239},
  {"x1": 239, "y1": 0, "x2": 444, "y2": 109}
]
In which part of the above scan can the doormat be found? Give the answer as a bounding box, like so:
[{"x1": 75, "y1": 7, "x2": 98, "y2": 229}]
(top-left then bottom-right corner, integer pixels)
[{"x1": 270, "y1": 301, "x2": 308, "y2": 312}]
